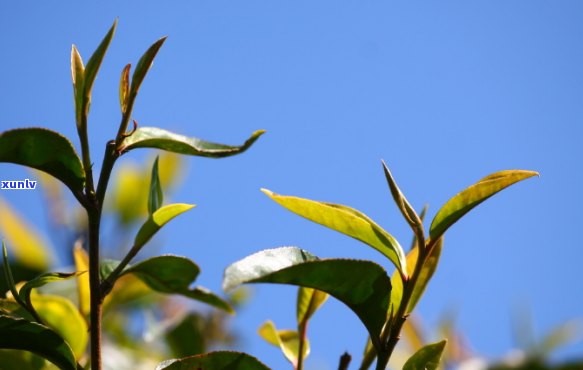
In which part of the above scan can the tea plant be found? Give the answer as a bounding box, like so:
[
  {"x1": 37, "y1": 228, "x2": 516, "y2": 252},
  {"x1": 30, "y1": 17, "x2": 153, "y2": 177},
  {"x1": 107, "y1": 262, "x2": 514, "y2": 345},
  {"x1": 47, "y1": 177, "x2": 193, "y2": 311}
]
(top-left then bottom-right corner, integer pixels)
[
  {"x1": 0, "y1": 20, "x2": 559, "y2": 370},
  {"x1": 223, "y1": 163, "x2": 538, "y2": 370},
  {"x1": 0, "y1": 20, "x2": 265, "y2": 370}
]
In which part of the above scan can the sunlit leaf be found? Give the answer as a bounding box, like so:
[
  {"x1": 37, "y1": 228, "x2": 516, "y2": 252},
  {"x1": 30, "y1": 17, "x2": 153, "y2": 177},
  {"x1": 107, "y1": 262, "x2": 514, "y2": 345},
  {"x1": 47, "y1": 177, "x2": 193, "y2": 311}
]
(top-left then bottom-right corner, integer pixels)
[
  {"x1": 297, "y1": 287, "x2": 328, "y2": 324},
  {"x1": 429, "y1": 170, "x2": 538, "y2": 242},
  {"x1": 108, "y1": 160, "x2": 149, "y2": 224},
  {"x1": 402, "y1": 340, "x2": 446, "y2": 370},
  {"x1": 259, "y1": 320, "x2": 308, "y2": 365},
  {"x1": 73, "y1": 243, "x2": 90, "y2": 317},
  {"x1": 261, "y1": 189, "x2": 407, "y2": 275},
  {"x1": 0, "y1": 315, "x2": 77, "y2": 370},
  {"x1": 70, "y1": 45, "x2": 85, "y2": 127},
  {"x1": 119, "y1": 255, "x2": 232, "y2": 313},
  {"x1": 32, "y1": 294, "x2": 88, "y2": 358},
  {"x1": 134, "y1": 203, "x2": 195, "y2": 250},
  {"x1": 389, "y1": 238, "x2": 443, "y2": 315},
  {"x1": 148, "y1": 156, "x2": 163, "y2": 214},
  {"x1": 83, "y1": 19, "x2": 117, "y2": 101},
  {"x1": 0, "y1": 128, "x2": 85, "y2": 196},
  {"x1": 0, "y1": 199, "x2": 52, "y2": 270},
  {"x1": 119, "y1": 127, "x2": 265, "y2": 158},
  {"x1": 119, "y1": 64, "x2": 131, "y2": 113},
  {"x1": 131, "y1": 37, "x2": 167, "y2": 95},
  {"x1": 382, "y1": 161, "x2": 424, "y2": 240},
  {"x1": 156, "y1": 351, "x2": 271, "y2": 370},
  {"x1": 223, "y1": 247, "x2": 391, "y2": 348}
]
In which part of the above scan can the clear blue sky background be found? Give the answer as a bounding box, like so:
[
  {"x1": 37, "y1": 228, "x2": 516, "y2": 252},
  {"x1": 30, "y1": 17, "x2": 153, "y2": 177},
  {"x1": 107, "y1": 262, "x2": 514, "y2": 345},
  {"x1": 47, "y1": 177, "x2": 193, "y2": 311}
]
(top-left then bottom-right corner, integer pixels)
[{"x1": 1, "y1": 2, "x2": 582, "y2": 369}]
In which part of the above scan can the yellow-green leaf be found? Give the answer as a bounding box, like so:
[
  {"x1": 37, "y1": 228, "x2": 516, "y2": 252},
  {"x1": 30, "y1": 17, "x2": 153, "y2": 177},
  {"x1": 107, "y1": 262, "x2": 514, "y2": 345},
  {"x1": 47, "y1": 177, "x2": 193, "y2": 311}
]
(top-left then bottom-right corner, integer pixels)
[
  {"x1": 429, "y1": 170, "x2": 538, "y2": 242},
  {"x1": 258, "y1": 320, "x2": 308, "y2": 365},
  {"x1": 148, "y1": 156, "x2": 163, "y2": 215},
  {"x1": 402, "y1": 340, "x2": 447, "y2": 370},
  {"x1": 134, "y1": 203, "x2": 195, "y2": 250},
  {"x1": 32, "y1": 294, "x2": 88, "y2": 358},
  {"x1": 0, "y1": 198, "x2": 52, "y2": 270},
  {"x1": 131, "y1": 37, "x2": 167, "y2": 95},
  {"x1": 297, "y1": 287, "x2": 328, "y2": 325},
  {"x1": 73, "y1": 243, "x2": 90, "y2": 317},
  {"x1": 70, "y1": 45, "x2": 85, "y2": 128},
  {"x1": 119, "y1": 63, "x2": 131, "y2": 113},
  {"x1": 261, "y1": 189, "x2": 407, "y2": 276}
]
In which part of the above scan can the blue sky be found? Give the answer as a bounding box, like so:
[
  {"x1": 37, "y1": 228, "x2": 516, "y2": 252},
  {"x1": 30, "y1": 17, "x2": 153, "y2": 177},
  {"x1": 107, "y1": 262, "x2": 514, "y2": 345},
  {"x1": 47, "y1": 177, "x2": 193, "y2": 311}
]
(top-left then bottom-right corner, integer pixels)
[{"x1": 1, "y1": 2, "x2": 582, "y2": 369}]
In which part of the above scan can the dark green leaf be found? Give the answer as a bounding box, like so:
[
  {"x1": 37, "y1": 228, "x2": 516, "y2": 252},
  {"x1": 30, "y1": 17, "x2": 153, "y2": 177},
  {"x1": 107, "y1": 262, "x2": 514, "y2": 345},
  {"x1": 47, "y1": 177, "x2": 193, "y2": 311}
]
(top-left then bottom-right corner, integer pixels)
[
  {"x1": 402, "y1": 340, "x2": 446, "y2": 370},
  {"x1": 223, "y1": 247, "x2": 391, "y2": 348},
  {"x1": 83, "y1": 20, "x2": 117, "y2": 100},
  {"x1": 131, "y1": 37, "x2": 167, "y2": 95},
  {"x1": 382, "y1": 161, "x2": 425, "y2": 243},
  {"x1": 119, "y1": 64, "x2": 131, "y2": 113},
  {"x1": 261, "y1": 189, "x2": 407, "y2": 275},
  {"x1": 429, "y1": 170, "x2": 538, "y2": 242},
  {"x1": 0, "y1": 128, "x2": 85, "y2": 196},
  {"x1": 156, "y1": 351, "x2": 271, "y2": 370},
  {"x1": 122, "y1": 255, "x2": 233, "y2": 313},
  {"x1": 119, "y1": 127, "x2": 265, "y2": 158},
  {"x1": 134, "y1": 203, "x2": 195, "y2": 250},
  {"x1": 148, "y1": 156, "x2": 163, "y2": 215},
  {"x1": 0, "y1": 315, "x2": 77, "y2": 370},
  {"x1": 166, "y1": 314, "x2": 205, "y2": 357}
]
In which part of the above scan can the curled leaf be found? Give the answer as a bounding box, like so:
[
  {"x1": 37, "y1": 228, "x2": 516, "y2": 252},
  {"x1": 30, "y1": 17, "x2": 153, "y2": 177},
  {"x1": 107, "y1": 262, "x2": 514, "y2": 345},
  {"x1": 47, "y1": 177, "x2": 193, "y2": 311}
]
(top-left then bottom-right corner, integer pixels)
[
  {"x1": 402, "y1": 340, "x2": 447, "y2": 370},
  {"x1": 259, "y1": 320, "x2": 308, "y2": 365},
  {"x1": 134, "y1": 203, "x2": 195, "y2": 250},
  {"x1": 119, "y1": 127, "x2": 265, "y2": 158}
]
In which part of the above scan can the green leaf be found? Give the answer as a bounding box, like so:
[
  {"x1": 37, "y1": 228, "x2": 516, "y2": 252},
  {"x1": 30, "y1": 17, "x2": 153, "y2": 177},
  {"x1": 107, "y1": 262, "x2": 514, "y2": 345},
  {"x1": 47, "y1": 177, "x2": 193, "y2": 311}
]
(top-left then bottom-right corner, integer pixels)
[
  {"x1": 166, "y1": 314, "x2": 205, "y2": 357},
  {"x1": 148, "y1": 156, "x2": 163, "y2": 214},
  {"x1": 121, "y1": 255, "x2": 233, "y2": 313},
  {"x1": 261, "y1": 189, "x2": 407, "y2": 276},
  {"x1": 156, "y1": 351, "x2": 271, "y2": 370},
  {"x1": 134, "y1": 203, "x2": 195, "y2": 250},
  {"x1": 2, "y1": 242, "x2": 26, "y2": 310},
  {"x1": 131, "y1": 37, "x2": 167, "y2": 95},
  {"x1": 408, "y1": 238, "x2": 442, "y2": 313},
  {"x1": 223, "y1": 247, "x2": 391, "y2": 348},
  {"x1": 0, "y1": 198, "x2": 53, "y2": 270},
  {"x1": 119, "y1": 127, "x2": 265, "y2": 158},
  {"x1": 32, "y1": 294, "x2": 88, "y2": 358},
  {"x1": 83, "y1": 19, "x2": 117, "y2": 100},
  {"x1": 429, "y1": 170, "x2": 538, "y2": 242},
  {"x1": 70, "y1": 45, "x2": 85, "y2": 128},
  {"x1": 18, "y1": 272, "x2": 79, "y2": 311},
  {"x1": 382, "y1": 161, "x2": 425, "y2": 243},
  {"x1": 297, "y1": 287, "x2": 328, "y2": 324},
  {"x1": 119, "y1": 64, "x2": 131, "y2": 113},
  {"x1": 0, "y1": 315, "x2": 77, "y2": 370},
  {"x1": 402, "y1": 340, "x2": 447, "y2": 370},
  {"x1": 0, "y1": 128, "x2": 85, "y2": 196},
  {"x1": 258, "y1": 320, "x2": 308, "y2": 365}
]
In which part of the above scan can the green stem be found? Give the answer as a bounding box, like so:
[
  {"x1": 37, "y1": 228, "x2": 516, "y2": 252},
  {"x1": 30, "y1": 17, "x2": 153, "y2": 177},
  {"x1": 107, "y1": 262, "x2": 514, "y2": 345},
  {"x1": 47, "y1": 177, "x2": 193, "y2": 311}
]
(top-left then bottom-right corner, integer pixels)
[
  {"x1": 114, "y1": 92, "x2": 137, "y2": 148},
  {"x1": 96, "y1": 141, "x2": 119, "y2": 206}
]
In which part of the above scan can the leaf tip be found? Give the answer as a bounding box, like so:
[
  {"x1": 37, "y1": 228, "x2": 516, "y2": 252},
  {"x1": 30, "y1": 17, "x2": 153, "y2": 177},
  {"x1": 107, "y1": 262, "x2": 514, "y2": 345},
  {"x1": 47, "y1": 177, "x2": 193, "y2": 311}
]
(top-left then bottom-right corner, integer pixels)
[{"x1": 260, "y1": 188, "x2": 274, "y2": 197}]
